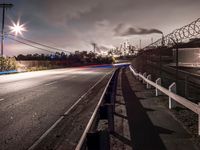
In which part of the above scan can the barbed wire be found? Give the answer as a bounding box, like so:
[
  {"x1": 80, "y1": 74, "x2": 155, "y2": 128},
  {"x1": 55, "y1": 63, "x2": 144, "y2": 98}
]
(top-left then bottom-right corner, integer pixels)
[{"x1": 147, "y1": 18, "x2": 200, "y2": 48}]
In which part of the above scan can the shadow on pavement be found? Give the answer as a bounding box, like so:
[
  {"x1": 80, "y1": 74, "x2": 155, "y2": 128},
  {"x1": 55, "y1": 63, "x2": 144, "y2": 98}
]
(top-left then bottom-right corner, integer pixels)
[
  {"x1": 111, "y1": 132, "x2": 132, "y2": 147},
  {"x1": 121, "y1": 68, "x2": 171, "y2": 150}
]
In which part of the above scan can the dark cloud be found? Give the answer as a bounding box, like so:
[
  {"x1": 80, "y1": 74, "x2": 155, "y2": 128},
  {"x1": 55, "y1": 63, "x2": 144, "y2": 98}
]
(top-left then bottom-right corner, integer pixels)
[
  {"x1": 114, "y1": 23, "x2": 163, "y2": 36},
  {"x1": 3, "y1": 0, "x2": 200, "y2": 55}
]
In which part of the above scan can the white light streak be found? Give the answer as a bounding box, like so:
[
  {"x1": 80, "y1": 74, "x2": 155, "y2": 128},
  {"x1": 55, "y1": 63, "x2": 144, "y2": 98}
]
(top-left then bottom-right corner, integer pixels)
[{"x1": 9, "y1": 20, "x2": 26, "y2": 36}]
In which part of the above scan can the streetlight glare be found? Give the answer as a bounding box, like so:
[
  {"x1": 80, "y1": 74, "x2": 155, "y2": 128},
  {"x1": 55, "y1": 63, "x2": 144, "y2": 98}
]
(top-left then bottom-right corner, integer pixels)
[{"x1": 9, "y1": 20, "x2": 26, "y2": 36}]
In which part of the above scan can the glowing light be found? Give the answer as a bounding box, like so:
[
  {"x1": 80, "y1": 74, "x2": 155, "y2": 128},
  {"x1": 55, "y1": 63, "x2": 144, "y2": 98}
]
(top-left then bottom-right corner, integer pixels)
[{"x1": 9, "y1": 20, "x2": 26, "y2": 36}]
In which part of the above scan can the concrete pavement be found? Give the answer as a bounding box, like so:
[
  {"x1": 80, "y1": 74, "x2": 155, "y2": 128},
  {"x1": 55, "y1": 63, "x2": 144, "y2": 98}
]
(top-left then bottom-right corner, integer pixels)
[{"x1": 110, "y1": 67, "x2": 198, "y2": 150}]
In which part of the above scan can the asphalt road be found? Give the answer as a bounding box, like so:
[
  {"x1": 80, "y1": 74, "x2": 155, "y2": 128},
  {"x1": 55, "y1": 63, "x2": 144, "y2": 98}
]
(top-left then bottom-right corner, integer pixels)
[{"x1": 0, "y1": 67, "x2": 113, "y2": 150}]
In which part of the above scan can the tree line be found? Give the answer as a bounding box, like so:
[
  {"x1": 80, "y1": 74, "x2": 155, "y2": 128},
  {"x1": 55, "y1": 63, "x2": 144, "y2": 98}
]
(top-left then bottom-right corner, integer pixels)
[{"x1": 15, "y1": 51, "x2": 114, "y2": 64}]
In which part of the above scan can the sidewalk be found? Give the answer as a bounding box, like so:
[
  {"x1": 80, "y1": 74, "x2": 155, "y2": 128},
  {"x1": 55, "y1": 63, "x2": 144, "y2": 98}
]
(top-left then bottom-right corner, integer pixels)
[{"x1": 110, "y1": 67, "x2": 198, "y2": 150}]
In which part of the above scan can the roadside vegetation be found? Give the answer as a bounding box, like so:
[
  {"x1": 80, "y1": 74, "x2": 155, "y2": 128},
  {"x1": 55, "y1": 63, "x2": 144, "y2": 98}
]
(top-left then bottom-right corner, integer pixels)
[
  {"x1": 1, "y1": 51, "x2": 114, "y2": 72},
  {"x1": 0, "y1": 57, "x2": 17, "y2": 71},
  {"x1": 15, "y1": 51, "x2": 113, "y2": 64},
  {"x1": 15, "y1": 51, "x2": 114, "y2": 71}
]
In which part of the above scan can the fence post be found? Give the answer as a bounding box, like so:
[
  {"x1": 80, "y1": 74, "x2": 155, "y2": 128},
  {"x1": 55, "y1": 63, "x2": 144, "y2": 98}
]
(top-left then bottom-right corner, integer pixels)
[
  {"x1": 198, "y1": 103, "x2": 200, "y2": 136},
  {"x1": 184, "y1": 75, "x2": 188, "y2": 98},
  {"x1": 146, "y1": 74, "x2": 151, "y2": 89},
  {"x1": 155, "y1": 78, "x2": 162, "y2": 96},
  {"x1": 169, "y1": 82, "x2": 177, "y2": 109},
  {"x1": 131, "y1": 67, "x2": 138, "y2": 79},
  {"x1": 143, "y1": 72, "x2": 147, "y2": 84}
]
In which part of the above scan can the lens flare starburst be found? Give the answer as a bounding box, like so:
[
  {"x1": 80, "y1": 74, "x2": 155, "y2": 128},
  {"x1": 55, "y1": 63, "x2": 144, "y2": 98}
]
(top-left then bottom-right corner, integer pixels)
[{"x1": 9, "y1": 21, "x2": 26, "y2": 36}]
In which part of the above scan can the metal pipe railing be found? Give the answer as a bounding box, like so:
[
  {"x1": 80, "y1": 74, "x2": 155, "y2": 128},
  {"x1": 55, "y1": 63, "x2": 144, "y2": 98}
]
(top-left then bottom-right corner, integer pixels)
[{"x1": 129, "y1": 65, "x2": 200, "y2": 135}]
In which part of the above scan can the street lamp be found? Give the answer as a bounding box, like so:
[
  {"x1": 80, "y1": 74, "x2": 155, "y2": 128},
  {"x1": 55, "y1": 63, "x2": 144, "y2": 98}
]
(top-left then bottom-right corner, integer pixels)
[
  {"x1": 0, "y1": 20, "x2": 26, "y2": 71},
  {"x1": 9, "y1": 20, "x2": 26, "y2": 36}
]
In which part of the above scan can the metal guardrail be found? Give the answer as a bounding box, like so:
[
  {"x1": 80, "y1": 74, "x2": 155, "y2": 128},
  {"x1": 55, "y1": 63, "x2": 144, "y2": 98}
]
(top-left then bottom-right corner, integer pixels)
[
  {"x1": 75, "y1": 69, "x2": 117, "y2": 150},
  {"x1": 129, "y1": 65, "x2": 200, "y2": 135}
]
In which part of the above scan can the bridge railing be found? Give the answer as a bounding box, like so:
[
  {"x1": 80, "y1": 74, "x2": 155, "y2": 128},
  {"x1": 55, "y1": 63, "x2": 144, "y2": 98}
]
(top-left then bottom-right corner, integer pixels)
[{"x1": 129, "y1": 65, "x2": 200, "y2": 136}]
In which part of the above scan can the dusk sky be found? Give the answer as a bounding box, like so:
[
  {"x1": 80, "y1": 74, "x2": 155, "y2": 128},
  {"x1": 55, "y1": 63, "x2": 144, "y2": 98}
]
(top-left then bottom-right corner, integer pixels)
[{"x1": 2, "y1": 0, "x2": 200, "y2": 55}]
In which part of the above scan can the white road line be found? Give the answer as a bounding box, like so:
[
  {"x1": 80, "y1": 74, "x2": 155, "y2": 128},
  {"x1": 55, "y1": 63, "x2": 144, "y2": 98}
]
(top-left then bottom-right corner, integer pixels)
[
  {"x1": 28, "y1": 71, "x2": 112, "y2": 150},
  {"x1": 45, "y1": 81, "x2": 57, "y2": 86},
  {"x1": 28, "y1": 116, "x2": 64, "y2": 150},
  {"x1": 0, "y1": 98, "x2": 4, "y2": 102},
  {"x1": 64, "y1": 73, "x2": 109, "y2": 116}
]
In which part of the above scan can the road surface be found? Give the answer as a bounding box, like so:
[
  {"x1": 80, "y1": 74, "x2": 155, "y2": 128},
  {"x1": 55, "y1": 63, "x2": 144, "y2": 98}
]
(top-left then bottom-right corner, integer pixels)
[{"x1": 0, "y1": 67, "x2": 113, "y2": 150}]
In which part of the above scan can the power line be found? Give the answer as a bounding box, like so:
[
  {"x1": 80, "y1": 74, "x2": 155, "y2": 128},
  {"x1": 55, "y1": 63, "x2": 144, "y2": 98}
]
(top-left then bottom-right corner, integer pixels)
[
  {"x1": 7, "y1": 36, "x2": 56, "y2": 53},
  {"x1": 6, "y1": 33, "x2": 71, "y2": 53}
]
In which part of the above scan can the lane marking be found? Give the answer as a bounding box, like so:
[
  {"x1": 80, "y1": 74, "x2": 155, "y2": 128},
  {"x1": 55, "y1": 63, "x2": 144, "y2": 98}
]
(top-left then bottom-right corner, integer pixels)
[
  {"x1": 28, "y1": 70, "x2": 113, "y2": 150},
  {"x1": 45, "y1": 81, "x2": 57, "y2": 86},
  {"x1": 64, "y1": 73, "x2": 109, "y2": 116}
]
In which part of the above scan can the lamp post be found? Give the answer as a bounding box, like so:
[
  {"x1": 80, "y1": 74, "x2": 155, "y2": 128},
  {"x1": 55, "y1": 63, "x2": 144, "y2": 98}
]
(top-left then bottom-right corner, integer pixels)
[{"x1": 0, "y1": 20, "x2": 26, "y2": 71}]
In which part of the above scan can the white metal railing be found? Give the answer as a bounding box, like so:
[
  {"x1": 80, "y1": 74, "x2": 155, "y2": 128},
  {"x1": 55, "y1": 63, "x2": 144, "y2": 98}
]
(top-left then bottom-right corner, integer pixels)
[{"x1": 129, "y1": 65, "x2": 200, "y2": 136}]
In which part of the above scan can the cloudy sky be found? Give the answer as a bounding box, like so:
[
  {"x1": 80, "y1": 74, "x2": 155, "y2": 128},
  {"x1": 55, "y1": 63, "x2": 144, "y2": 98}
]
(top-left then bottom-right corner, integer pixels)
[{"x1": 2, "y1": 0, "x2": 200, "y2": 55}]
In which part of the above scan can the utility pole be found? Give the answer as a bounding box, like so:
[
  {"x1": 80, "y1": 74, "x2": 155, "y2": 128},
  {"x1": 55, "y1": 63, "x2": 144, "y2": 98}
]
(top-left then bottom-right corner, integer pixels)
[
  {"x1": 161, "y1": 33, "x2": 165, "y2": 47},
  {"x1": 93, "y1": 43, "x2": 96, "y2": 53},
  {"x1": 0, "y1": 3, "x2": 13, "y2": 57}
]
